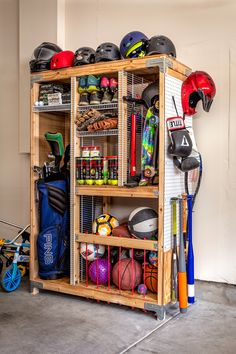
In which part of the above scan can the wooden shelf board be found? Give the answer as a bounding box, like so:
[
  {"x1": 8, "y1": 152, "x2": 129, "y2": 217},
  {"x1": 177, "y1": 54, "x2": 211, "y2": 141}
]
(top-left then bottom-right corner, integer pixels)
[
  {"x1": 31, "y1": 55, "x2": 191, "y2": 82},
  {"x1": 76, "y1": 233, "x2": 158, "y2": 251},
  {"x1": 76, "y1": 185, "x2": 158, "y2": 198},
  {"x1": 32, "y1": 277, "x2": 158, "y2": 309}
]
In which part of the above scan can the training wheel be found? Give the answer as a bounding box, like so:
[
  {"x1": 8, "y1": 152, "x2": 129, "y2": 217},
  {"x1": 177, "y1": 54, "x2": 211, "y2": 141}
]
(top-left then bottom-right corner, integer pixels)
[{"x1": 1, "y1": 265, "x2": 21, "y2": 292}]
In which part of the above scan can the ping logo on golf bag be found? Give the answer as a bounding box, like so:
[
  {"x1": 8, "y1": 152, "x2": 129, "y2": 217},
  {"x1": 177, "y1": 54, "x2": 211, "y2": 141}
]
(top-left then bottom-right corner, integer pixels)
[{"x1": 43, "y1": 232, "x2": 53, "y2": 265}]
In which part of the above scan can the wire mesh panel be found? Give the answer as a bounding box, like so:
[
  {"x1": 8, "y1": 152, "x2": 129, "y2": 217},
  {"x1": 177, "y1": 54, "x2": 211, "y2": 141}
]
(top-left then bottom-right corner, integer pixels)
[
  {"x1": 164, "y1": 74, "x2": 185, "y2": 251},
  {"x1": 79, "y1": 196, "x2": 103, "y2": 282},
  {"x1": 125, "y1": 73, "x2": 151, "y2": 181}
]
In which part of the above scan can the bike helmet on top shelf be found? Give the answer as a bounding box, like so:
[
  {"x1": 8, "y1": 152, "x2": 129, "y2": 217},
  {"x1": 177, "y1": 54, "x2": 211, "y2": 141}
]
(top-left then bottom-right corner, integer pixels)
[
  {"x1": 142, "y1": 82, "x2": 159, "y2": 109},
  {"x1": 95, "y1": 42, "x2": 121, "y2": 62},
  {"x1": 74, "y1": 47, "x2": 95, "y2": 65},
  {"x1": 120, "y1": 31, "x2": 148, "y2": 58},
  {"x1": 29, "y1": 42, "x2": 62, "y2": 72},
  {"x1": 50, "y1": 50, "x2": 74, "y2": 70},
  {"x1": 181, "y1": 71, "x2": 216, "y2": 116},
  {"x1": 146, "y1": 35, "x2": 176, "y2": 58}
]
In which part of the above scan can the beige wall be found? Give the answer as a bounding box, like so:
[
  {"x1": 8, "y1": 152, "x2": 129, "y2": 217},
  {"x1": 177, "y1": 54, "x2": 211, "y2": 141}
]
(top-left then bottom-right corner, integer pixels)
[
  {"x1": 0, "y1": 0, "x2": 29, "y2": 238},
  {"x1": 0, "y1": 0, "x2": 235, "y2": 283},
  {"x1": 65, "y1": 0, "x2": 236, "y2": 284}
]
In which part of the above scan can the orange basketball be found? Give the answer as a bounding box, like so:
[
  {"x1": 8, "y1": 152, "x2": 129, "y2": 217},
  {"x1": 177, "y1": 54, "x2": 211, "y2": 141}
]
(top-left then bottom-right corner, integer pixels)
[
  {"x1": 112, "y1": 258, "x2": 142, "y2": 290},
  {"x1": 144, "y1": 264, "x2": 158, "y2": 293}
]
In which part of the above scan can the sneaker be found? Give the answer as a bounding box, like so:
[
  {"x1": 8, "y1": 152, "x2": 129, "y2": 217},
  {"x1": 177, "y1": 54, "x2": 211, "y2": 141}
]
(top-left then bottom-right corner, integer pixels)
[
  {"x1": 79, "y1": 93, "x2": 89, "y2": 106},
  {"x1": 90, "y1": 91, "x2": 102, "y2": 105},
  {"x1": 101, "y1": 91, "x2": 112, "y2": 104},
  {"x1": 87, "y1": 75, "x2": 101, "y2": 93},
  {"x1": 78, "y1": 76, "x2": 88, "y2": 94},
  {"x1": 100, "y1": 76, "x2": 110, "y2": 91},
  {"x1": 109, "y1": 78, "x2": 118, "y2": 93},
  {"x1": 111, "y1": 91, "x2": 118, "y2": 103}
]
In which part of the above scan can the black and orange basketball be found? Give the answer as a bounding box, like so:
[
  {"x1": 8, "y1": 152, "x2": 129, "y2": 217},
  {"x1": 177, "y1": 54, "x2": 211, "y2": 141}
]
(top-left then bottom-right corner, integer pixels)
[
  {"x1": 112, "y1": 258, "x2": 142, "y2": 290},
  {"x1": 144, "y1": 264, "x2": 158, "y2": 293}
]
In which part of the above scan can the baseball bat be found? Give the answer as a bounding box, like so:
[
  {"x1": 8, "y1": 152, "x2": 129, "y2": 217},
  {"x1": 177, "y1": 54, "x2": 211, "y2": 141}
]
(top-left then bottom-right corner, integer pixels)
[
  {"x1": 187, "y1": 194, "x2": 195, "y2": 303},
  {"x1": 178, "y1": 198, "x2": 188, "y2": 313},
  {"x1": 182, "y1": 193, "x2": 188, "y2": 251},
  {"x1": 171, "y1": 198, "x2": 178, "y2": 303}
]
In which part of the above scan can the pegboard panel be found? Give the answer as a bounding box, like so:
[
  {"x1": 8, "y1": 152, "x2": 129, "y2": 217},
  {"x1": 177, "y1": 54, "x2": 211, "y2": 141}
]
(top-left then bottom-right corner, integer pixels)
[{"x1": 163, "y1": 74, "x2": 186, "y2": 251}]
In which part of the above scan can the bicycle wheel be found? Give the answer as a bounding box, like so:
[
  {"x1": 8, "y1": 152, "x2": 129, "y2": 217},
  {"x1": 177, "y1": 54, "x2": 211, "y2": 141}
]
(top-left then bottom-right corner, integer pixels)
[{"x1": 1, "y1": 265, "x2": 21, "y2": 292}]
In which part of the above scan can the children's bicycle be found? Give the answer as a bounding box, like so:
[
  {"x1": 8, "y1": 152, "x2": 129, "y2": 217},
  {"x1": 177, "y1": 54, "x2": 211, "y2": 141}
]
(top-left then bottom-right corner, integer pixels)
[{"x1": 0, "y1": 220, "x2": 30, "y2": 292}]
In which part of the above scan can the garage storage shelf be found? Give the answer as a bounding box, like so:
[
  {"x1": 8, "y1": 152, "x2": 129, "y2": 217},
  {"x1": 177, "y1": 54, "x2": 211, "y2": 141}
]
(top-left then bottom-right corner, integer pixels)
[{"x1": 30, "y1": 55, "x2": 191, "y2": 320}]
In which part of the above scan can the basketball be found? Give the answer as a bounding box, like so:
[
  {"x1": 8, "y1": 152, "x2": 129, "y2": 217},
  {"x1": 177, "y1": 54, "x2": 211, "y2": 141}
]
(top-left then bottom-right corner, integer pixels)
[
  {"x1": 128, "y1": 207, "x2": 158, "y2": 240},
  {"x1": 144, "y1": 264, "x2": 158, "y2": 293},
  {"x1": 89, "y1": 258, "x2": 110, "y2": 285},
  {"x1": 112, "y1": 258, "x2": 142, "y2": 290}
]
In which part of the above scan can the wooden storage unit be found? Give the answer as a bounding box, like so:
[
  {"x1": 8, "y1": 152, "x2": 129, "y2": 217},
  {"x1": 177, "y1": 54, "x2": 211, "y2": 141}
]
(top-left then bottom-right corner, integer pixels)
[{"x1": 30, "y1": 55, "x2": 191, "y2": 319}]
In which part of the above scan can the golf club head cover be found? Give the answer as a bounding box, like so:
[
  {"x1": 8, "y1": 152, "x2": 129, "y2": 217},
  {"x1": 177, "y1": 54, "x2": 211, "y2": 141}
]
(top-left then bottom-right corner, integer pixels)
[
  {"x1": 173, "y1": 156, "x2": 200, "y2": 172},
  {"x1": 167, "y1": 116, "x2": 192, "y2": 157}
]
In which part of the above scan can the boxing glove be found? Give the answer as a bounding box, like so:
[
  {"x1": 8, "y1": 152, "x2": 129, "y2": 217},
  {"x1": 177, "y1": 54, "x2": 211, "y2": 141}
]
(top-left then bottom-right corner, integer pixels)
[
  {"x1": 167, "y1": 116, "x2": 192, "y2": 157},
  {"x1": 173, "y1": 156, "x2": 200, "y2": 172}
]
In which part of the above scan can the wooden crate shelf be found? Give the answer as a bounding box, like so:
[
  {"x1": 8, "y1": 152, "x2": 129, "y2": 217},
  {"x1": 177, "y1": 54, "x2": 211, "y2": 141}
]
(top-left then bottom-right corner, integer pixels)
[
  {"x1": 76, "y1": 185, "x2": 159, "y2": 198},
  {"x1": 31, "y1": 54, "x2": 191, "y2": 318},
  {"x1": 32, "y1": 277, "x2": 158, "y2": 309},
  {"x1": 76, "y1": 233, "x2": 158, "y2": 251}
]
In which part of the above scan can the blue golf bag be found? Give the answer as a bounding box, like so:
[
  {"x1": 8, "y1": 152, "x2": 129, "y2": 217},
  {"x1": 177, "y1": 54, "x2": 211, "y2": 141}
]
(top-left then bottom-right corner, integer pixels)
[{"x1": 37, "y1": 179, "x2": 70, "y2": 280}]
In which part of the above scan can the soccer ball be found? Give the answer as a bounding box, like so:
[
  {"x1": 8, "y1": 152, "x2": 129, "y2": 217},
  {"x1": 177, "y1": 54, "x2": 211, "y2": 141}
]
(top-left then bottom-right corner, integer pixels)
[
  {"x1": 80, "y1": 243, "x2": 105, "y2": 261},
  {"x1": 92, "y1": 214, "x2": 119, "y2": 236},
  {"x1": 149, "y1": 251, "x2": 158, "y2": 267}
]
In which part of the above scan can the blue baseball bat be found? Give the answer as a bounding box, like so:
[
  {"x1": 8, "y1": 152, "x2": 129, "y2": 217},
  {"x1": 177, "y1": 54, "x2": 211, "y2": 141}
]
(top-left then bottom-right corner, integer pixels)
[{"x1": 187, "y1": 194, "x2": 194, "y2": 303}]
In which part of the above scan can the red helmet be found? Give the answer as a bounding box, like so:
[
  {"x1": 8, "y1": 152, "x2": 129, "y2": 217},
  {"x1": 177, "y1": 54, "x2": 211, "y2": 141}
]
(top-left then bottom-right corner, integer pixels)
[
  {"x1": 50, "y1": 50, "x2": 74, "y2": 70},
  {"x1": 181, "y1": 71, "x2": 216, "y2": 116}
]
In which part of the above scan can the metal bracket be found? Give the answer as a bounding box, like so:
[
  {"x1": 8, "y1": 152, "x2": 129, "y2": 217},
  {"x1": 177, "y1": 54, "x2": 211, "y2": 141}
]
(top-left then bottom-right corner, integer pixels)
[
  {"x1": 153, "y1": 189, "x2": 159, "y2": 197},
  {"x1": 75, "y1": 234, "x2": 79, "y2": 242},
  {"x1": 145, "y1": 58, "x2": 173, "y2": 73},
  {"x1": 144, "y1": 302, "x2": 179, "y2": 320},
  {"x1": 31, "y1": 74, "x2": 43, "y2": 86},
  {"x1": 153, "y1": 242, "x2": 158, "y2": 251},
  {"x1": 144, "y1": 303, "x2": 166, "y2": 320},
  {"x1": 185, "y1": 68, "x2": 192, "y2": 77},
  {"x1": 30, "y1": 280, "x2": 44, "y2": 290}
]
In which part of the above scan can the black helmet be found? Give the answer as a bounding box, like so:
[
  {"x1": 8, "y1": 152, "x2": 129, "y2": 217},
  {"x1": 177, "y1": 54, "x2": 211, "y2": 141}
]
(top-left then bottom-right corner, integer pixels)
[
  {"x1": 146, "y1": 35, "x2": 176, "y2": 58},
  {"x1": 29, "y1": 42, "x2": 62, "y2": 72},
  {"x1": 142, "y1": 82, "x2": 159, "y2": 108},
  {"x1": 74, "y1": 47, "x2": 95, "y2": 66},
  {"x1": 95, "y1": 42, "x2": 121, "y2": 62}
]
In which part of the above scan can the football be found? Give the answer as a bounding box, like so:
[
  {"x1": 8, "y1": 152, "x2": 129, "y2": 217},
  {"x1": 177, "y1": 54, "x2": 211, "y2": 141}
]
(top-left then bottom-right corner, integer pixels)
[
  {"x1": 111, "y1": 223, "x2": 131, "y2": 238},
  {"x1": 92, "y1": 213, "x2": 119, "y2": 236}
]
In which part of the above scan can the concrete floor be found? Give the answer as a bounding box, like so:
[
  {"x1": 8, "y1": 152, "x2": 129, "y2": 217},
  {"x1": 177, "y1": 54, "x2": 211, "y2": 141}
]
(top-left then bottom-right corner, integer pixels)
[{"x1": 0, "y1": 280, "x2": 236, "y2": 354}]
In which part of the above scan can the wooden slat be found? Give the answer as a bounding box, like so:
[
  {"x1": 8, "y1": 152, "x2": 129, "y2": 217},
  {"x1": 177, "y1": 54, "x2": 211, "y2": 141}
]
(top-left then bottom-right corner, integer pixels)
[
  {"x1": 32, "y1": 277, "x2": 158, "y2": 308},
  {"x1": 31, "y1": 55, "x2": 191, "y2": 82},
  {"x1": 76, "y1": 185, "x2": 158, "y2": 198},
  {"x1": 30, "y1": 83, "x2": 40, "y2": 283},
  {"x1": 163, "y1": 250, "x2": 172, "y2": 305},
  {"x1": 167, "y1": 67, "x2": 189, "y2": 81},
  {"x1": 157, "y1": 72, "x2": 165, "y2": 305},
  {"x1": 76, "y1": 233, "x2": 158, "y2": 251}
]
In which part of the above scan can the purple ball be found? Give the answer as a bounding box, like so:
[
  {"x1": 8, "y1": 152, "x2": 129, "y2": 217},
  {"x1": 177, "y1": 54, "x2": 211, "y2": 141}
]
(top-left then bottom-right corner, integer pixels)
[
  {"x1": 137, "y1": 283, "x2": 147, "y2": 295},
  {"x1": 89, "y1": 258, "x2": 110, "y2": 285}
]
